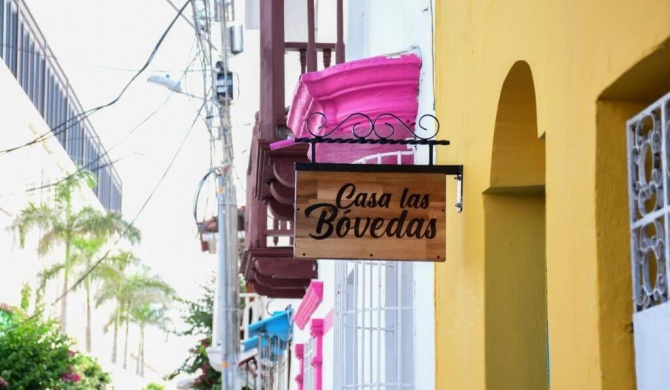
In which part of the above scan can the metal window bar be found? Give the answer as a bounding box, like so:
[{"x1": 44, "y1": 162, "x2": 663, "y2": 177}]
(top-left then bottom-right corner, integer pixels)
[
  {"x1": 627, "y1": 91, "x2": 670, "y2": 312},
  {"x1": 258, "y1": 332, "x2": 287, "y2": 390},
  {"x1": 333, "y1": 149, "x2": 416, "y2": 389},
  {"x1": 304, "y1": 336, "x2": 316, "y2": 390}
]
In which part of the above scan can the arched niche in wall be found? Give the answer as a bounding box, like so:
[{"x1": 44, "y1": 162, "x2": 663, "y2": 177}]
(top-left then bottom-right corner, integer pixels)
[{"x1": 484, "y1": 60, "x2": 549, "y2": 390}]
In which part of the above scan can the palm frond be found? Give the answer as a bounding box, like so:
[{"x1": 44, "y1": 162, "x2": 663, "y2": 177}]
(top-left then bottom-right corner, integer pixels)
[
  {"x1": 95, "y1": 287, "x2": 120, "y2": 308},
  {"x1": 55, "y1": 170, "x2": 97, "y2": 205},
  {"x1": 9, "y1": 203, "x2": 61, "y2": 249},
  {"x1": 37, "y1": 225, "x2": 66, "y2": 256},
  {"x1": 74, "y1": 208, "x2": 141, "y2": 244},
  {"x1": 37, "y1": 262, "x2": 65, "y2": 292}
]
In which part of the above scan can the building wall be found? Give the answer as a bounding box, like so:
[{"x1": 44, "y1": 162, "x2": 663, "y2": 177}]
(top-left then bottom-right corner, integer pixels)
[
  {"x1": 298, "y1": 1, "x2": 438, "y2": 389},
  {"x1": 434, "y1": 0, "x2": 670, "y2": 389},
  {"x1": 0, "y1": 61, "x2": 104, "y2": 309},
  {"x1": 0, "y1": 43, "x2": 153, "y2": 390},
  {"x1": 1, "y1": 0, "x2": 122, "y2": 213}
]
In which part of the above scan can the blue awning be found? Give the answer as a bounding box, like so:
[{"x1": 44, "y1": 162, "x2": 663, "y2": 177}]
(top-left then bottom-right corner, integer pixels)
[{"x1": 247, "y1": 307, "x2": 294, "y2": 342}]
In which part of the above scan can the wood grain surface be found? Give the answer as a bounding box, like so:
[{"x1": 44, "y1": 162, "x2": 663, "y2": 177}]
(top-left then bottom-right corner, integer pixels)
[{"x1": 294, "y1": 170, "x2": 446, "y2": 261}]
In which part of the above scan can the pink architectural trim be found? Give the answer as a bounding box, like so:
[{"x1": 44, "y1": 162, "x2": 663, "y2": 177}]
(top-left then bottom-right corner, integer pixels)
[
  {"x1": 295, "y1": 281, "x2": 324, "y2": 330},
  {"x1": 323, "y1": 309, "x2": 333, "y2": 334},
  {"x1": 286, "y1": 53, "x2": 421, "y2": 164},
  {"x1": 269, "y1": 138, "x2": 296, "y2": 151},
  {"x1": 310, "y1": 319, "x2": 325, "y2": 390},
  {"x1": 295, "y1": 343, "x2": 305, "y2": 390}
]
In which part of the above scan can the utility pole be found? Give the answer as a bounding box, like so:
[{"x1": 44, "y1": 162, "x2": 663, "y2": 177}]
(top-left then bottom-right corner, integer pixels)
[
  {"x1": 190, "y1": 0, "x2": 239, "y2": 388},
  {"x1": 214, "y1": 1, "x2": 239, "y2": 389}
]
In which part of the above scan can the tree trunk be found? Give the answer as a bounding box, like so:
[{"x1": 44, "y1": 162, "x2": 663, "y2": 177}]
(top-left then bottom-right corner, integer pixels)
[
  {"x1": 112, "y1": 301, "x2": 121, "y2": 364},
  {"x1": 136, "y1": 325, "x2": 142, "y2": 376},
  {"x1": 123, "y1": 302, "x2": 130, "y2": 370},
  {"x1": 140, "y1": 325, "x2": 145, "y2": 377},
  {"x1": 85, "y1": 273, "x2": 92, "y2": 352},
  {"x1": 60, "y1": 239, "x2": 71, "y2": 334}
]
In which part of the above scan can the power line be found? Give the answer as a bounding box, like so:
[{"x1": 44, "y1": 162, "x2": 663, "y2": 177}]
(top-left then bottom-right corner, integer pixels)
[
  {"x1": 0, "y1": 0, "x2": 193, "y2": 157},
  {"x1": 129, "y1": 101, "x2": 205, "y2": 226},
  {"x1": 0, "y1": 47, "x2": 202, "y2": 198},
  {"x1": 163, "y1": 0, "x2": 219, "y2": 53},
  {"x1": 66, "y1": 101, "x2": 206, "y2": 295},
  {"x1": 4, "y1": 101, "x2": 206, "y2": 332},
  {"x1": 0, "y1": 42, "x2": 206, "y2": 74}
]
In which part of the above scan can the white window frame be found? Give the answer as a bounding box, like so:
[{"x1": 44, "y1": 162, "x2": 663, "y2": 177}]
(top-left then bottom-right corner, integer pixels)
[{"x1": 333, "y1": 150, "x2": 416, "y2": 389}]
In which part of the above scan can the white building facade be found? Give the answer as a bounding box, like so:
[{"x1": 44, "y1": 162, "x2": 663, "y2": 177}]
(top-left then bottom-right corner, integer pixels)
[
  {"x1": 0, "y1": 1, "x2": 159, "y2": 387},
  {"x1": 289, "y1": 1, "x2": 437, "y2": 389}
]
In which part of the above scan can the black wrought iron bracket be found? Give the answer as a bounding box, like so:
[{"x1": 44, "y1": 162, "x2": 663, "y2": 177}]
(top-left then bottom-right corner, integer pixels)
[{"x1": 294, "y1": 112, "x2": 464, "y2": 212}]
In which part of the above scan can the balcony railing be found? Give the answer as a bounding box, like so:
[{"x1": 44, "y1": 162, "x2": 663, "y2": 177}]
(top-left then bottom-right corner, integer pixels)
[{"x1": 240, "y1": 292, "x2": 267, "y2": 342}]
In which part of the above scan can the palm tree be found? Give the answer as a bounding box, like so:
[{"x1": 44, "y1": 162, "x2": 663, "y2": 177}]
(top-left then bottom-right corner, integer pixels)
[
  {"x1": 70, "y1": 236, "x2": 106, "y2": 353},
  {"x1": 10, "y1": 170, "x2": 140, "y2": 333},
  {"x1": 130, "y1": 303, "x2": 172, "y2": 377},
  {"x1": 94, "y1": 251, "x2": 137, "y2": 364},
  {"x1": 122, "y1": 272, "x2": 174, "y2": 371},
  {"x1": 96, "y1": 264, "x2": 175, "y2": 368}
]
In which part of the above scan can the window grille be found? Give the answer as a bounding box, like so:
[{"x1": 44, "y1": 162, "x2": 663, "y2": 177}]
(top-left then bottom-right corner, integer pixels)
[
  {"x1": 303, "y1": 335, "x2": 317, "y2": 390},
  {"x1": 627, "y1": 92, "x2": 670, "y2": 311},
  {"x1": 258, "y1": 333, "x2": 288, "y2": 390},
  {"x1": 333, "y1": 150, "x2": 416, "y2": 389}
]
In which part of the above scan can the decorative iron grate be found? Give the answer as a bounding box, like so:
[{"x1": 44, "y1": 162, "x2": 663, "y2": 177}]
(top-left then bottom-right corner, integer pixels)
[{"x1": 627, "y1": 92, "x2": 670, "y2": 311}]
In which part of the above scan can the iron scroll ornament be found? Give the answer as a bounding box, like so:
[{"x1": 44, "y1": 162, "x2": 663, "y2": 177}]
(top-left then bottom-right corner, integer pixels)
[
  {"x1": 293, "y1": 112, "x2": 463, "y2": 212},
  {"x1": 303, "y1": 111, "x2": 445, "y2": 140}
]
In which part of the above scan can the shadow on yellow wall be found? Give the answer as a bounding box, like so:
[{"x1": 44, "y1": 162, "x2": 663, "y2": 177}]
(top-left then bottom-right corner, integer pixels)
[{"x1": 485, "y1": 61, "x2": 548, "y2": 389}]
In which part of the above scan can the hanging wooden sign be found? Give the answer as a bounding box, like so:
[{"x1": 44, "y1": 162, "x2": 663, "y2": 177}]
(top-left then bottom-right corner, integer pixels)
[{"x1": 294, "y1": 163, "x2": 448, "y2": 262}]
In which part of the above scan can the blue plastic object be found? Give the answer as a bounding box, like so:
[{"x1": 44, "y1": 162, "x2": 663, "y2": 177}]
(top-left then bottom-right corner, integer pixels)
[
  {"x1": 243, "y1": 336, "x2": 259, "y2": 352},
  {"x1": 247, "y1": 307, "x2": 294, "y2": 341}
]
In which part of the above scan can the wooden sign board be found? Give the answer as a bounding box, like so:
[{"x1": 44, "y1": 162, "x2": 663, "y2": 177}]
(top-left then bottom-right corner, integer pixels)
[{"x1": 294, "y1": 164, "x2": 446, "y2": 262}]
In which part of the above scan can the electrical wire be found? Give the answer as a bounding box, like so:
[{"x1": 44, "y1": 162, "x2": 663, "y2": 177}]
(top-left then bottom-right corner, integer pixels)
[
  {"x1": 192, "y1": 168, "x2": 219, "y2": 224},
  {"x1": 54, "y1": 101, "x2": 205, "y2": 314},
  {"x1": 0, "y1": 0, "x2": 193, "y2": 157},
  {"x1": 162, "y1": 0, "x2": 218, "y2": 50},
  {"x1": 130, "y1": 101, "x2": 206, "y2": 227},
  {"x1": 0, "y1": 45, "x2": 202, "y2": 199},
  {"x1": 189, "y1": 0, "x2": 218, "y2": 170},
  {"x1": 0, "y1": 43, "x2": 206, "y2": 74},
  {"x1": 3, "y1": 100, "x2": 206, "y2": 332}
]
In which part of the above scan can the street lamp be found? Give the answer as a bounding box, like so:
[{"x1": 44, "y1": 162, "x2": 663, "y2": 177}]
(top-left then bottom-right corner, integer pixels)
[
  {"x1": 147, "y1": 74, "x2": 206, "y2": 101},
  {"x1": 149, "y1": 70, "x2": 239, "y2": 387}
]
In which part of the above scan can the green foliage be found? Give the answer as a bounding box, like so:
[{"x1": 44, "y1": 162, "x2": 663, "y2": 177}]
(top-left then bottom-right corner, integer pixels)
[
  {"x1": 0, "y1": 315, "x2": 71, "y2": 389},
  {"x1": 143, "y1": 383, "x2": 165, "y2": 390},
  {"x1": 10, "y1": 169, "x2": 141, "y2": 333},
  {"x1": 178, "y1": 279, "x2": 214, "y2": 338},
  {"x1": 19, "y1": 284, "x2": 31, "y2": 312},
  {"x1": 165, "y1": 277, "x2": 221, "y2": 389},
  {"x1": 0, "y1": 312, "x2": 111, "y2": 390},
  {"x1": 57, "y1": 354, "x2": 112, "y2": 390}
]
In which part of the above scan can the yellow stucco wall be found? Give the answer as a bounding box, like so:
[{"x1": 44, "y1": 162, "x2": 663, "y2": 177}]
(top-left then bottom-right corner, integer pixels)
[{"x1": 434, "y1": 1, "x2": 670, "y2": 389}]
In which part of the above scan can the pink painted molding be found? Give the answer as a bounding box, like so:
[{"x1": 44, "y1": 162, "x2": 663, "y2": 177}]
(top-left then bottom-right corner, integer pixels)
[
  {"x1": 286, "y1": 53, "x2": 421, "y2": 164},
  {"x1": 323, "y1": 309, "x2": 333, "y2": 334},
  {"x1": 295, "y1": 281, "x2": 324, "y2": 330},
  {"x1": 269, "y1": 137, "x2": 296, "y2": 151},
  {"x1": 310, "y1": 319, "x2": 325, "y2": 390}
]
